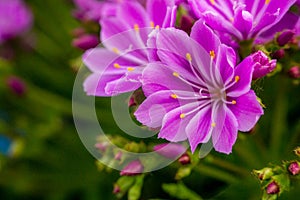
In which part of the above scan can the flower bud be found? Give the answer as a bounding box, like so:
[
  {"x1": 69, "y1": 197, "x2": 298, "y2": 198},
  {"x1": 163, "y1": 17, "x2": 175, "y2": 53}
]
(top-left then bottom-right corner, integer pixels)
[
  {"x1": 153, "y1": 143, "x2": 186, "y2": 159},
  {"x1": 114, "y1": 151, "x2": 122, "y2": 161},
  {"x1": 178, "y1": 153, "x2": 191, "y2": 165},
  {"x1": 178, "y1": 15, "x2": 194, "y2": 34},
  {"x1": 288, "y1": 66, "x2": 300, "y2": 79},
  {"x1": 277, "y1": 30, "x2": 295, "y2": 46},
  {"x1": 120, "y1": 160, "x2": 143, "y2": 176},
  {"x1": 72, "y1": 34, "x2": 99, "y2": 50},
  {"x1": 95, "y1": 142, "x2": 108, "y2": 153},
  {"x1": 271, "y1": 49, "x2": 285, "y2": 60},
  {"x1": 288, "y1": 161, "x2": 300, "y2": 175},
  {"x1": 6, "y1": 76, "x2": 26, "y2": 96},
  {"x1": 266, "y1": 181, "x2": 280, "y2": 194},
  {"x1": 253, "y1": 167, "x2": 273, "y2": 180},
  {"x1": 113, "y1": 184, "x2": 121, "y2": 194},
  {"x1": 251, "y1": 51, "x2": 276, "y2": 79},
  {"x1": 294, "y1": 147, "x2": 300, "y2": 157}
]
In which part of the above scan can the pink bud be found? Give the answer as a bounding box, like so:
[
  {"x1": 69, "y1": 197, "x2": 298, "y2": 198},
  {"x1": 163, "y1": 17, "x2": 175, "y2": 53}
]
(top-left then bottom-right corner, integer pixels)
[
  {"x1": 113, "y1": 184, "x2": 121, "y2": 194},
  {"x1": 72, "y1": 34, "x2": 99, "y2": 50},
  {"x1": 153, "y1": 143, "x2": 186, "y2": 159},
  {"x1": 178, "y1": 153, "x2": 191, "y2": 165},
  {"x1": 288, "y1": 66, "x2": 300, "y2": 79},
  {"x1": 266, "y1": 181, "x2": 280, "y2": 194},
  {"x1": 95, "y1": 142, "x2": 108, "y2": 153},
  {"x1": 178, "y1": 15, "x2": 194, "y2": 34},
  {"x1": 114, "y1": 151, "x2": 122, "y2": 161},
  {"x1": 271, "y1": 49, "x2": 285, "y2": 60},
  {"x1": 252, "y1": 51, "x2": 276, "y2": 79},
  {"x1": 288, "y1": 161, "x2": 300, "y2": 175},
  {"x1": 120, "y1": 160, "x2": 143, "y2": 176},
  {"x1": 6, "y1": 76, "x2": 26, "y2": 96},
  {"x1": 277, "y1": 30, "x2": 295, "y2": 46}
]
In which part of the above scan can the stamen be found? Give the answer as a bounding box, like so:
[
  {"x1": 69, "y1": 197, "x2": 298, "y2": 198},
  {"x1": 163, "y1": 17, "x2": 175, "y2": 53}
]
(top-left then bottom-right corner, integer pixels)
[
  {"x1": 210, "y1": 0, "x2": 215, "y2": 5},
  {"x1": 114, "y1": 63, "x2": 121, "y2": 69},
  {"x1": 150, "y1": 21, "x2": 155, "y2": 28},
  {"x1": 265, "y1": 0, "x2": 270, "y2": 4},
  {"x1": 211, "y1": 122, "x2": 216, "y2": 127},
  {"x1": 180, "y1": 113, "x2": 186, "y2": 119},
  {"x1": 173, "y1": 72, "x2": 180, "y2": 77},
  {"x1": 155, "y1": 25, "x2": 160, "y2": 30},
  {"x1": 134, "y1": 24, "x2": 139, "y2": 32},
  {"x1": 209, "y1": 50, "x2": 215, "y2": 59},
  {"x1": 112, "y1": 47, "x2": 119, "y2": 54},
  {"x1": 231, "y1": 100, "x2": 236, "y2": 105},
  {"x1": 170, "y1": 94, "x2": 178, "y2": 99},
  {"x1": 127, "y1": 67, "x2": 135, "y2": 72},
  {"x1": 186, "y1": 53, "x2": 192, "y2": 62},
  {"x1": 235, "y1": 76, "x2": 240, "y2": 82}
]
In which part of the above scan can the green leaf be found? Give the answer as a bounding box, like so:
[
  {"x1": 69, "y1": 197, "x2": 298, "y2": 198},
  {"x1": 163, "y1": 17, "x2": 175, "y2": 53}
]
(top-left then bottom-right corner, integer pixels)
[{"x1": 162, "y1": 182, "x2": 203, "y2": 200}]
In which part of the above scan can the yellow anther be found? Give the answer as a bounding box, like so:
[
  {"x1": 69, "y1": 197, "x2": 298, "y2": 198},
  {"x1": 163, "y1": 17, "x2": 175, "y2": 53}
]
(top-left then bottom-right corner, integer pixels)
[
  {"x1": 173, "y1": 72, "x2": 180, "y2": 77},
  {"x1": 234, "y1": 75, "x2": 240, "y2": 82},
  {"x1": 150, "y1": 21, "x2": 155, "y2": 28},
  {"x1": 230, "y1": 17, "x2": 234, "y2": 22},
  {"x1": 210, "y1": 0, "x2": 215, "y2": 5},
  {"x1": 211, "y1": 122, "x2": 216, "y2": 127},
  {"x1": 171, "y1": 94, "x2": 178, "y2": 99},
  {"x1": 209, "y1": 50, "x2": 215, "y2": 59},
  {"x1": 155, "y1": 25, "x2": 160, "y2": 30},
  {"x1": 186, "y1": 53, "x2": 192, "y2": 61},
  {"x1": 112, "y1": 47, "x2": 119, "y2": 54},
  {"x1": 180, "y1": 113, "x2": 186, "y2": 119},
  {"x1": 114, "y1": 63, "x2": 121, "y2": 69},
  {"x1": 134, "y1": 24, "x2": 139, "y2": 32},
  {"x1": 265, "y1": 0, "x2": 270, "y2": 4},
  {"x1": 127, "y1": 67, "x2": 135, "y2": 72},
  {"x1": 232, "y1": 100, "x2": 237, "y2": 105}
]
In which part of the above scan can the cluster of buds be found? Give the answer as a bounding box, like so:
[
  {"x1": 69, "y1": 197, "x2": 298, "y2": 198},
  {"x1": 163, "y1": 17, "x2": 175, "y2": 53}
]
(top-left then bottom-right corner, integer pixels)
[{"x1": 253, "y1": 147, "x2": 300, "y2": 199}]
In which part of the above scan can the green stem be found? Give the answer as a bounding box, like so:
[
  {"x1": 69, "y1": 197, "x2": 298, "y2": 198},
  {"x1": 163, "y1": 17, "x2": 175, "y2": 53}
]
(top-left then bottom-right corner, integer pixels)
[
  {"x1": 206, "y1": 156, "x2": 250, "y2": 177},
  {"x1": 270, "y1": 77, "x2": 288, "y2": 160},
  {"x1": 195, "y1": 164, "x2": 238, "y2": 184}
]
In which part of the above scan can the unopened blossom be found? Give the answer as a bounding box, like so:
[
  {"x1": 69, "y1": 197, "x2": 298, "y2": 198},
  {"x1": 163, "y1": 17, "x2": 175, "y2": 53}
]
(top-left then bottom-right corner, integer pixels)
[
  {"x1": 252, "y1": 51, "x2": 276, "y2": 79},
  {"x1": 277, "y1": 29, "x2": 295, "y2": 46},
  {"x1": 120, "y1": 160, "x2": 144, "y2": 176},
  {"x1": 188, "y1": 0, "x2": 297, "y2": 46},
  {"x1": 288, "y1": 161, "x2": 300, "y2": 175},
  {"x1": 153, "y1": 143, "x2": 186, "y2": 159},
  {"x1": 266, "y1": 181, "x2": 280, "y2": 194},
  {"x1": 0, "y1": 0, "x2": 32, "y2": 44},
  {"x1": 135, "y1": 20, "x2": 263, "y2": 154},
  {"x1": 6, "y1": 76, "x2": 27, "y2": 96},
  {"x1": 288, "y1": 66, "x2": 300, "y2": 79},
  {"x1": 72, "y1": 34, "x2": 99, "y2": 50},
  {"x1": 84, "y1": 0, "x2": 177, "y2": 96}
]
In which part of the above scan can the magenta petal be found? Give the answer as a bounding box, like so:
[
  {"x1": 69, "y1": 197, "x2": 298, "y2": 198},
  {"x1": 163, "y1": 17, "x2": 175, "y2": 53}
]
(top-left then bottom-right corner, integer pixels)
[
  {"x1": 146, "y1": 0, "x2": 174, "y2": 27},
  {"x1": 84, "y1": 73, "x2": 121, "y2": 96},
  {"x1": 134, "y1": 90, "x2": 180, "y2": 128},
  {"x1": 216, "y1": 44, "x2": 235, "y2": 84},
  {"x1": 156, "y1": 28, "x2": 211, "y2": 83},
  {"x1": 159, "y1": 102, "x2": 201, "y2": 142},
  {"x1": 153, "y1": 143, "x2": 186, "y2": 159},
  {"x1": 141, "y1": 63, "x2": 193, "y2": 96},
  {"x1": 117, "y1": 1, "x2": 150, "y2": 28},
  {"x1": 105, "y1": 74, "x2": 142, "y2": 96},
  {"x1": 202, "y1": 11, "x2": 243, "y2": 40},
  {"x1": 186, "y1": 105, "x2": 212, "y2": 153},
  {"x1": 190, "y1": 19, "x2": 221, "y2": 55},
  {"x1": 227, "y1": 56, "x2": 254, "y2": 97},
  {"x1": 233, "y1": 9, "x2": 253, "y2": 39},
  {"x1": 83, "y1": 48, "x2": 120, "y2": 73},
  {"x1": 212, "y1": 107, "x2": 238, "y2": 154},
  {"x1": 228, "y1": 90, "x2": 264, "y2": 132},
  {"x1": 100, "y1": 17, "x2": 129, "y2": 42}
]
